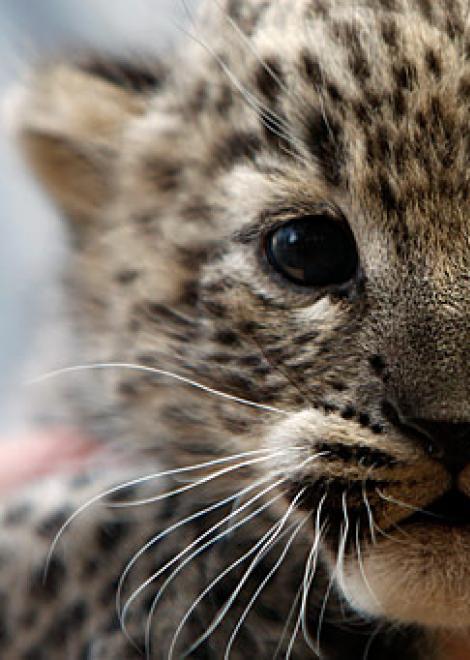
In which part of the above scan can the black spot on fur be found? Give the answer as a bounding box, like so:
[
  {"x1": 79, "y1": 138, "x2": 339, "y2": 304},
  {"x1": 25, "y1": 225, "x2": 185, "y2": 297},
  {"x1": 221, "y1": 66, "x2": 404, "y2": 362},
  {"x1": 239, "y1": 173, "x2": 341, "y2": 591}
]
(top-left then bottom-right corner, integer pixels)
[
  {"x1": 300, "y1": 50, "x2": 323, "y2": 86},
  {"x1": 393, "y1": 60, "x2": 417, "y2": 91},
  {"x1": 377, "y1": 173, "x2": 400, "y2": 214},
  {"x1": 81, "y1": 56, "x2": 164, "y2": 92},
  {"x1": 376, "y1": 0, "x2": 398, "y2": 9},
  {"x1": 36, "y1": 509, "x2": 72, "y2": 539},
  {"x1": 95, "y1": 520, "x2": 131, "y2": 552},
  {"x1": 255, "y1": 57, "x2": 284, "y2": 102},
  {"x1": 115, "y1": 269, "x2": 139, "y2": 285},
  {"x1": 215, "y1": 84, "x2": 234, "y2": 115},
  {"x1": 458, "y1": 73, "x2": 470, "y2": 101},
  {"x1": 214, "y1": 329, "x2": 240, "y2": 346},
  {"x1": 424, "y1": 48, "x2": 442, "y2": 78},
  {"x1": 369, "y1": 354, "x2": 386, "y2": 374},
  {"x1": 446, "y1": 12, "x2": 464, "y2": 40},
  {"x1": 381, "y1": 18, "x2": 399, "y2": 48},
  {"x1": 345, "y1": 26, "x2": 371, "y2": 82},
  {"x1": 81, "y1": 559, "x2": 100, "y2": 579},
  {"x1": 4, "y1": 502, "x2": 32, "y2": 526},
  {"x1": 117, "y1": 381, "x2": 139, "y2": 398},
  {"x1": 211, "y1": 131, "x2": 261, "y2": 169},
  {"x1": 358, "y1": 413, "x2": 370, "y2": 427},
  {"x1": 305, "y1": 109, "x2": 344, "y2": 186},
  {"x1": 341, "y1": 405, "x2": 356, "y2": 420},
  {"x1": 188, "y1": 82, "x2": 209, "y2": 114},
  {"x1": 31, "y1": 557, "x2": 66, "y2": 601},
  {"x1": 416, "y1": 0, "x2": 433, "y2": 21},
  {"x1": 391, "y1": 88, "x2": 407, "y2": 118},
  {"x1": 144, "y1": 158, "x2": 182, "y2": 192}
]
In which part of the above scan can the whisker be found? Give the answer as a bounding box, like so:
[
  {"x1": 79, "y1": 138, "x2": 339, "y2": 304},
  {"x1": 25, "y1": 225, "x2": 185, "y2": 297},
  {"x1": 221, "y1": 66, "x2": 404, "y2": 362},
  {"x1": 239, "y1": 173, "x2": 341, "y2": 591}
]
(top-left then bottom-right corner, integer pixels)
[
  {"x1": 362, "y1": 621, "x2": 385, "y2": 660},
  {"x1": 108, "y1": 452, "x2": 285, "y2": 507},
  {"x1": 212, "y1": 0, "x2": 292, "y2": 99},
  {"x1": 176, "y1": 2, "x2": 305, "y2": 163},
  {"x1": 355, "y1": 519, "x2": 381, "y2": 609},
  {"x1": 143, "y1": 485, "x2": 287, "y2": 658},
  {"x1": 315, "y1": 490, "x2": 349, "y2": 655},
  {"x1": 115, "y1": 472, "x2": 274, "y2": 627},
  {"x1": 223, "y1": 512, "x2": 311, "y2": 660},
  {"x1": 273, "y1": 574, "x2": 304, "y2": 659},
  {"x1": 28, "y1": 362, "x2": 289, "y2": 416},
  {"x1": 375, "y1": 488, "x2": 432, "y2": 517},
  {"x1": 361, "y1": 479, "x2": 377, "y2": 546},
  {"x1": 298, "y1": 493, "x2": 328, "y2": 656},
  {"x1": 173, "y1": 488, "x2": 307, "y2": 659},
  {"x1": 43, "y1": 447, "x2": 277, "y2": 579},
  {"x1": 336, "y1": 491, "x2": 350, "y2": 584}
]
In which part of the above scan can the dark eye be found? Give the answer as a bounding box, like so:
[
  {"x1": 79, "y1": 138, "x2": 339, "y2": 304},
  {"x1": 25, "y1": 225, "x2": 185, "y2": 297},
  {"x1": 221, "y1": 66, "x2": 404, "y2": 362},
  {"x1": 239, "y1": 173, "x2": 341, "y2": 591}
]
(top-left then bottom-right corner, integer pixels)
[{"x1": 266, "y1": 214, "x2": 358, "y2": 287}]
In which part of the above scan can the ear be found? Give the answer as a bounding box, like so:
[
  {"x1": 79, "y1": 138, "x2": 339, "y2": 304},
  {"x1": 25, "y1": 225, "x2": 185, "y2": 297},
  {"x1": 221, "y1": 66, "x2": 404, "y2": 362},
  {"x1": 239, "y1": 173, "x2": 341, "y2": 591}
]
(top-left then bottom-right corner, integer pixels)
[{"x1": 9, "y1": 57, "x2": 162, "y2": 232}]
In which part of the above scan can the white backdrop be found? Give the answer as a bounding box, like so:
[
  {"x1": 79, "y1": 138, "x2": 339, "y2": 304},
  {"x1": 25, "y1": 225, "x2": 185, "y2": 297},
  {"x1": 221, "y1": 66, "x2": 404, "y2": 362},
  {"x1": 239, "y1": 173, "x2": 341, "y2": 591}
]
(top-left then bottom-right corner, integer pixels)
[{"x1": 0, "y1": 0, "x2": 199, "y2": 427}]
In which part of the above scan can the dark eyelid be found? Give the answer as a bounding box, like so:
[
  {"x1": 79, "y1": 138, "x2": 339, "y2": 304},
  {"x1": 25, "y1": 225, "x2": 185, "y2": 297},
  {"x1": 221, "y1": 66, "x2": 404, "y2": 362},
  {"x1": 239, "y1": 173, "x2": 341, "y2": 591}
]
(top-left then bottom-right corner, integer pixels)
[{"x1": 231, "y1": 202, "x2": 344, "y2": 245}]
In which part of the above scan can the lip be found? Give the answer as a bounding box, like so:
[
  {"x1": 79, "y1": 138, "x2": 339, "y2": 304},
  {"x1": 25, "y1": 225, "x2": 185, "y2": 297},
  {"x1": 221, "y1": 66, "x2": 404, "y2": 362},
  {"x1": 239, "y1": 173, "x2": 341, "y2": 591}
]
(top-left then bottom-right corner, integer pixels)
[{"x1": 403, "y1": 490, "x2": 470, "y2": 527}]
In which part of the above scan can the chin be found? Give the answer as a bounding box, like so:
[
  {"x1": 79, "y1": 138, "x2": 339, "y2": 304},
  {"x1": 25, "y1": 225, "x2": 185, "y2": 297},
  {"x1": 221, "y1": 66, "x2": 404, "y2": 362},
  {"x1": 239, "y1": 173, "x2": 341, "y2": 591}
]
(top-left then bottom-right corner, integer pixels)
[{"x1": 335, "y1": 523, "x2": 470, "y2": 629}]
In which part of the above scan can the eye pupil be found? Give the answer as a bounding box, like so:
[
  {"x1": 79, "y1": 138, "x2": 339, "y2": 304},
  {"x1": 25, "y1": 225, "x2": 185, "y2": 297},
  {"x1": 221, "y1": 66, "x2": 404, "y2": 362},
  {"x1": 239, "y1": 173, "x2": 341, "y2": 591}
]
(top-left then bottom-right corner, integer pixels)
[{"x1": 267, "y1": 214, "x2": 358, "y2": 287}]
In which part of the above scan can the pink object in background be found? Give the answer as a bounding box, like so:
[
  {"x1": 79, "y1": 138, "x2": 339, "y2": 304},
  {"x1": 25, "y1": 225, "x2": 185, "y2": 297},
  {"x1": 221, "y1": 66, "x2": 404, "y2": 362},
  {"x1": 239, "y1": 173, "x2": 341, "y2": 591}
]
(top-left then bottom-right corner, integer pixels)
[{"x1": 0, "y1": 430, "x2": 99, "y2": 496}]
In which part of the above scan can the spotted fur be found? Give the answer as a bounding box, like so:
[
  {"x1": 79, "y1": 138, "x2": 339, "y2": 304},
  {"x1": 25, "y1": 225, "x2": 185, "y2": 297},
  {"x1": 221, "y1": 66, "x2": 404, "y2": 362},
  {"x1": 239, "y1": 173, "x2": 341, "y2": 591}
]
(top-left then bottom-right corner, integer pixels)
[{"x1": 4, "y1": 1, "x2": 470, "y2": 658}]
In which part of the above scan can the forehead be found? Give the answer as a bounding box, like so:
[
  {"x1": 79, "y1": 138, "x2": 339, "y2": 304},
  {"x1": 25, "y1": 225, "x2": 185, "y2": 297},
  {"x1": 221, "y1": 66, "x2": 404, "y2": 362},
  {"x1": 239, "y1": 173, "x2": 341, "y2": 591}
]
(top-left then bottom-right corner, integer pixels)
[{"x1": 246, "y1": 0, "x2": 470, "y2": 244}]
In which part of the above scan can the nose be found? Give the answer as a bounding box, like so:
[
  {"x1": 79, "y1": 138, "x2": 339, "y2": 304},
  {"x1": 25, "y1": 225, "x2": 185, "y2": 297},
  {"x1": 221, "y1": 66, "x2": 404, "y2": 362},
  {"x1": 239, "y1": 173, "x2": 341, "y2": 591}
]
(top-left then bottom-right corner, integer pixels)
[{"x1": 410, "y1": 419, "x2": 470, "y2": 475}]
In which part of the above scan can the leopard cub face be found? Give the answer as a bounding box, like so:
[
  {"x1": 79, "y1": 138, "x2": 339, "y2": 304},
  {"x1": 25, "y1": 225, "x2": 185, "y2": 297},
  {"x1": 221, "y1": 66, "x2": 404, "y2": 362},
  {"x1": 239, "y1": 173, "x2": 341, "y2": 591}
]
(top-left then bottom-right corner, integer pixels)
[{"x1": 16, "y1": 0, "x2": 470, "y2": 641}]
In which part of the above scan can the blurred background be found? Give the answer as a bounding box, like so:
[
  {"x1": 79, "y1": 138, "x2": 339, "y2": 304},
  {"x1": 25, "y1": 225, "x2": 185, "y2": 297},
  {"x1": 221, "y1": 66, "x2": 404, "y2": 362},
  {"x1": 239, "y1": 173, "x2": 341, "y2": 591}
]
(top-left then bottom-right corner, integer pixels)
[{"x1": 0, "y1": 0, "x2": 199, "y2": 430}]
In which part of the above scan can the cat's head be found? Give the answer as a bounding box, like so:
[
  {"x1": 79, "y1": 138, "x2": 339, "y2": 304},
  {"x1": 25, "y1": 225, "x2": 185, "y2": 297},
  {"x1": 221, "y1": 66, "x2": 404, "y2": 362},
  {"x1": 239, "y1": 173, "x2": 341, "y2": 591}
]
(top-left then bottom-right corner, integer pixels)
[{"x1": 14, "y1": 0, "x2": 470, "y2": 631}]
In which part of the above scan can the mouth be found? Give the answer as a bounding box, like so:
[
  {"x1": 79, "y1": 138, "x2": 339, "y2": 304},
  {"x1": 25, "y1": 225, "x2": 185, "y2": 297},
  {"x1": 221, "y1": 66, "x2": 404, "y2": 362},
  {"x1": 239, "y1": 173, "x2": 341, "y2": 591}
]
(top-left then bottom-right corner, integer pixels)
[{"x1": 403, "y1": 489, "x2": 470, "y2": 527}]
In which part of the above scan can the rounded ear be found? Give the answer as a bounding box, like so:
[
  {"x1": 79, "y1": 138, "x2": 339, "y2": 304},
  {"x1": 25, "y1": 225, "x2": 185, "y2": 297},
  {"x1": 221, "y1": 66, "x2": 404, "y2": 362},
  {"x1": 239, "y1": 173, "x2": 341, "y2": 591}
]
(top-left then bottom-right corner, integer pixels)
[{"x1": 8, "y1": 57, "x2": 163, "y2": 234}]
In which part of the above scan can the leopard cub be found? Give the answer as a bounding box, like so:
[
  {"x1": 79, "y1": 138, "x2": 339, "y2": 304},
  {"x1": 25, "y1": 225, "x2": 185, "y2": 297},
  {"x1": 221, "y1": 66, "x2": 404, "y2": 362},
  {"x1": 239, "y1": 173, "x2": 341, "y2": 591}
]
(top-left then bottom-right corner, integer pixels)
[{"x1": 3, "y1": 1, "x2": 470, "y2": 658}]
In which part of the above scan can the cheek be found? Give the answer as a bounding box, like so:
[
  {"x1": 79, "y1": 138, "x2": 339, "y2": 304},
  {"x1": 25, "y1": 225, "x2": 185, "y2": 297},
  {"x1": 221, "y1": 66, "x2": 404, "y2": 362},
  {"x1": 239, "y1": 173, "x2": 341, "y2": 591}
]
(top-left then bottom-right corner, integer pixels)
[{"x1": 334, "y1": 528, "x2": 470, "y2": 628}]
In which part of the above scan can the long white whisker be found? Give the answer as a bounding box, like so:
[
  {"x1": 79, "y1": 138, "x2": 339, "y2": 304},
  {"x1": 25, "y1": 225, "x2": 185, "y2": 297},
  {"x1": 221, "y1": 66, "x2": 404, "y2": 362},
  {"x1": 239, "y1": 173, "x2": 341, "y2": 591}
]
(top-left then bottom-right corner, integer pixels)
[
  {"x1": 273, "y1": 574, "x2": 304, "y2": 660},
  {"x1": 224, "y1": 512, "x2": 311, "y2": 660},
  {"x1": 286, "y1": 524, "x2": 326, "y2": 660},
  {"x1": 108, "y1": 452, "x2": 284, "y2": 507},
  {"x1": 315, "y1": 491, "x2": 349, "y2": 655},
  {"x1": 375, "y1": 488, "x2": 431, "y2": 516},
  {"x1": 143, "y1": 486, "x2": 286, "y2": 658},
  {"x1": 336, "y1": 491, "x2": 350, "y2": 584},
  {"x1": 116, "y1": 472, "x2": 274, "y2": 628},
  {"x1": 355, "y1": 519, "x2": 381, "y2": 609},
  {"x1": 172, "y1": 488, "x2": 307, "y2": 659},
  {"x1": 28, "y1": 362, "x2": 289, "y2": 416},
  {"x1": 361, "y1": 481, "x2": 377, "y2": 546},
  {"x1": 43, "y1": 448, "x2": 276, "y2": 579},
  {"x1": 298, "y1": 493, "x2": 328, "y2": 656}
]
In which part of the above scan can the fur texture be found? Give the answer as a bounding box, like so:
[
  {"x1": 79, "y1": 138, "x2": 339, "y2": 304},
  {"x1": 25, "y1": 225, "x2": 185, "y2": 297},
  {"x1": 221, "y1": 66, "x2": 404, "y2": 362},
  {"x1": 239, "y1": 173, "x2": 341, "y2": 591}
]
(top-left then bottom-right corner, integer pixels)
[{"x1": 3, "y1": 1, "x2": 470, "y2": 657}]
